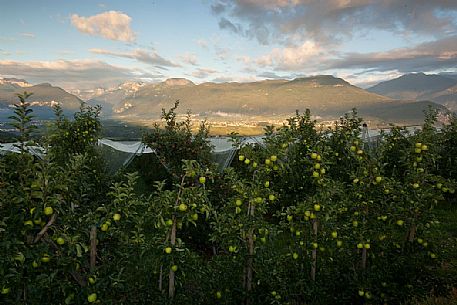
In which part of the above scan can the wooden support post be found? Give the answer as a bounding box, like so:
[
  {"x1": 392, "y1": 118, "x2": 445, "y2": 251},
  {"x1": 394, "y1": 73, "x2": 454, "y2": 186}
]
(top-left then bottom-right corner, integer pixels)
[{"x1": 90, "y1": 226, "x2": 97, "y2": 271}]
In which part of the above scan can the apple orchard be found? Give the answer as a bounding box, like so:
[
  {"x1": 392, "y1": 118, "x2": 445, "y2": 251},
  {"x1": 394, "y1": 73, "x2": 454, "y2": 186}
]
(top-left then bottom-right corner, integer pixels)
[{"x1": 1, "y1": 97, "x2": 456, "y2": 305}]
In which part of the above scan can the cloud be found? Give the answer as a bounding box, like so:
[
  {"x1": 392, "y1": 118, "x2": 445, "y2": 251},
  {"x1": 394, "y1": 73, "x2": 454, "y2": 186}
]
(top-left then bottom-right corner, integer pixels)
[
  {"x1": 71, "y1": 11, "x2": 135, "y2": 42},
  {"x1": 89, "y1": 48, "x2": 179, "y2": 67},
  {"x1": 329, "y1": 35, "x2": 457, "y2": 73},
  {"x1": 255, "y1": 40, "x2": 325, "y2": 71},
  {"x1": 212, "y1": 0, "x2": 457, "y2": 45},
  {"x1": 180, "y1": 53, "x2": 199, "y2": 66},
  {"x1": 257, "y1": 71, "x2": 284, "y2": 79},
  {"x1": 20, "y1": 33, "x2": 35, "y2": 38},
  {"x1": 196, "y1": 39, "x2": 209, "y2": 49},
  {"x1": 0, "y1": 59, "x2": 161, "y2": 90},
  {"x1": 192, "y1": 68, "x2": 218, "y2": 79},
  {"x1": 218, "y1": 17, "x2": 243, "y2": 34}
]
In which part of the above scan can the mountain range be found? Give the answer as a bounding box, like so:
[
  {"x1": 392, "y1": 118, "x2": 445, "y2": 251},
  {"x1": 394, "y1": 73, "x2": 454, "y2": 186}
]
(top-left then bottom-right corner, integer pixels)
[
  {"x1": 0, "y1": 73, "x2": 455, "y2": 127},
  {"x1": 368, "y1": 73, "x2": 457, "y2": 112}
]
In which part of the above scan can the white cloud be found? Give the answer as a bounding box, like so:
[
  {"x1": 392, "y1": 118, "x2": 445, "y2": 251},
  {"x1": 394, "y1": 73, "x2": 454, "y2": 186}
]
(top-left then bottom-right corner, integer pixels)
[
  {"x1": 256, "y1": 40, "x2": 324, "y2": 70},
  {"x1": 71, "y1": 11, "x2": 135, "y2": 42},
  {"x1": 89, "y1": 48, "x2": 179, "y2": 67},
  {"x1": 192, "y1": 68, "x2": 218, "y2": 78},
  {"x1": 180, "y1": 53, "x2": 199, "y2": 66},
  {"x1": 0, "y1": 59, "x2": 161, "y2": 90},
  {"x1": 20, "y1": 33, "x2": 35, "y2": 39}
]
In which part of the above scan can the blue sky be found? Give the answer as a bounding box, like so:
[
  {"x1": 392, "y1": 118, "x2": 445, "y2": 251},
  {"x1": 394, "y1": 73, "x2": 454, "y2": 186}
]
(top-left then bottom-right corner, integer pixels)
[{"x1": 0, "y1": 0, "x2": 456, "y2": 90}]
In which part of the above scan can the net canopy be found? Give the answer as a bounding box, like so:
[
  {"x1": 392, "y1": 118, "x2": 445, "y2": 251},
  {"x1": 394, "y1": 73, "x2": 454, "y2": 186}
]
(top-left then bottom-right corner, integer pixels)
[{"x1": 0, "y1": 142, "x2": 45, "y2": 159}]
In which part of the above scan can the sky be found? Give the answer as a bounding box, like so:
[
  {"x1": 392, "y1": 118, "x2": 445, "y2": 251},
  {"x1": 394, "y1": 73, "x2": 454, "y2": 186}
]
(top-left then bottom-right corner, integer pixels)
[{"x1": 0, "y1": 0, "x2": 456, "y2": 90}]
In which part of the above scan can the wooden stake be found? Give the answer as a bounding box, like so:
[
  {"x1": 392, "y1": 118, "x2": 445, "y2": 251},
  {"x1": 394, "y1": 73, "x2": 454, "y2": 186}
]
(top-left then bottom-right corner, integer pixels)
[
  {"x1": 90, "y1": 226, "x2": 97, "y2": 271},
  {"x1": 168, "y1": 215, "x2": 177, "y2": 298},
  {"x1": 311, "y1": 220, "x2": 318, "y2": 281}
]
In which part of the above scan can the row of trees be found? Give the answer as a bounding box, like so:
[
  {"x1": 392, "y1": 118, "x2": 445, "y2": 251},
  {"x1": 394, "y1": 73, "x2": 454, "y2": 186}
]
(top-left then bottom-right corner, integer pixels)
[{"x1": 0, "y1": 94, "x2": 456, "y2": 304}]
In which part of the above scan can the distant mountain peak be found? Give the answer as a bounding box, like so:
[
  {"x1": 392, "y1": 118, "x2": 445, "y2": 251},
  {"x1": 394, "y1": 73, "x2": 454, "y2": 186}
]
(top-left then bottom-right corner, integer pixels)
[
  {"x1": 163, "y1": 78, "x2": 194, "y2": 86},
  {"x1": 289, "y1": 75, "x2": 349, "y2": 86}
]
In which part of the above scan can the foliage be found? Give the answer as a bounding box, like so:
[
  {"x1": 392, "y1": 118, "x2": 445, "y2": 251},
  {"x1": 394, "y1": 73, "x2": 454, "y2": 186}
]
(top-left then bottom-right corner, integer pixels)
[{"x1": 0, "y1": 97, "x2": 456, "y2": 305}]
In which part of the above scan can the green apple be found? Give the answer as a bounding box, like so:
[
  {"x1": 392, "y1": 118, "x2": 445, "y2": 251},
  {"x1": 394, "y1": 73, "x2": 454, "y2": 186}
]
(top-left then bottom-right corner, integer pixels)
[
  {"x1": 41, "y1": 254, "x2": 50, "y2": 263},
  {"x1": 191, "y1": 213, "x2": 198, "y2": 221},
  {"x1": 1, "y1": 287, "x2": 10, "y2": 295},
  {"x1": 415, "y1": 148, "x2": 421, "y2": 154},
  {"x1": 336, "y1": 240, "x2": 343, "y2": 247},
  {"x1": 254, "y1": 197, "x2": 263, "y2": 204},
  {"x1": 358, "y1": 290, "x2": 364, "y2": 296},
  {"x1": 235, "y1": 207, "x2": 241, "y2": 214},
  {"x1": 113, "y1": 213, "x2": 121, "y2": 221},
  {"x1": 238, "y1": 155, "x2": 245, "y2": 161},
  {"x1": 292, "y1": 252, "x2": 299, "y2": 259},
  {"x1": 412, "y1": 183, "x2": 419, "y2": 189},
  {"x1": 265, "y1": 159, "x2": 271, "y2": 165},
  {"x1": 357, "y1": 243, "x2": 363, "y2": 249},
  {"x1": 171, "y1": 265, "x2": 178, "y2": 272},
  {"x1": 353, "y1": 220, "x2": 358, "y2": 227},
  {"x1": 244, "y1": 159, "x2": 251, "y2": 165},
  {"x1": 178, "y1": 203, "x2": 188, "y2": 212},
  {"x1": 24, "y1": 220, "x2": 33, "y2": 226},
  {"x1": 89, "y1": 277, "x2": 96, "y2": 285},
  {"x1": 304, "y1": 211, "x2": 311, "y2": 217},
  {"x1": 216, "y1": 291, "x2": 222, "y2": 299},
  {"x1": 56, "y1": 237, "x2": 65, "y2": 245},
  {"x1": 165, "y1": 219, "x2": 173, "y2": 226},
  {"x1": 314, "y1": 163, "x2": 321, "y2": 170},
  {"x1": 364, "y1": 243, "x2": 370, "y2": 249},
  {"x1": 260, "y1": 237, "x2": 266, "y2": 243},
  {"x1": 350, "y1": 146, "x2": 356, "y2": 152},
  {"x1": 264, "y1": 181, "x2": 270, "y2": 188},
  {"x1": 353, "y1": 178, "x2": 359, "y2": 184},
  {"x1": 311, "y1": 152, "x2": 317, "y2": 159},
  {"x1": 312, "y1": 171, "x2": 319, "y2": 178},
  {"x1": 32, "y1": 261, "x2": 39, "y2": 268},
  {"x1": 101, "y1": 223, "x2": 109, "y2": 232},
  {"x1": 268, "y1": 194, "x2": 276, "y2": 201},
  {"x1": 316, "y1": 155, "x2": 322, "y2": 161},
  {"x1": 235, "y1": 199, "x2": 242, "y2": 206},
  {"x1": 199, "y1": 176, "x2": 206, "y2": 184},
  {"x1": 312, "y1": 242, "x2": 318, "y2": 249},
  {"x1": 415, "y1": 142, "x2": 422, "y2": 148},
  {"x1": 357, "y1": 149, "x2": 363, "y2": 155},
  {"x1": 252, "y1": 162, "x2": 257, "y2": 168},
  {"x1": 287, "y1": 215, "x2": 293, "y2": 222},
  {"x1": 295, "y1": 231, "x2": 301, "y2": 236},
  {"x1": 396, "y1": 220, "x2": 404, "y2": 226},
  {"x1": 87, "y1": 293, "x2": 97, "y2": 303},
  {"x1": 44, "y1": 206, "x2": 54, "y2": 216},
  {"x1": 421, "y1": 144, "x2": 428, "y2": 151},
  {"x1": 270, "y1": 155, "x2": 277, "y2": 162},
  {"x1": 375, "y1": 176, "x2": 382, "y2": 183},
  {"x1": 331, "y1": 231, "x2": 337, "y2": 238},
  {"x1": 314, "y1": 204, "x2": 321, "y2": 211},
  {"x1": 417, "y1": 238, "x2": 423, "y2": 244},
  {"x1": 164, "y1": 247, "x2": 172, "y2": 254}
]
